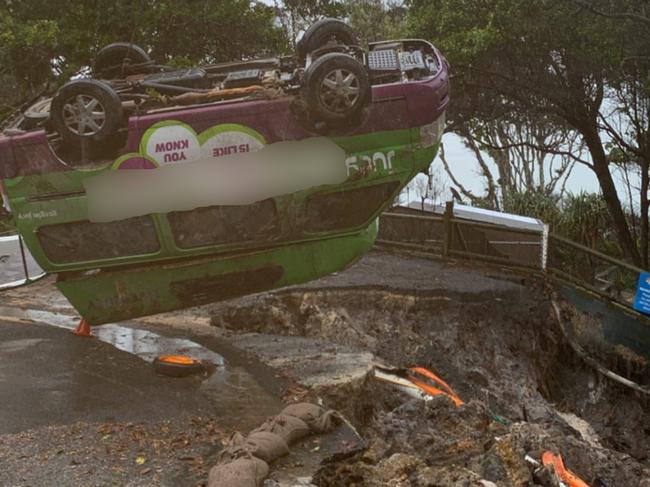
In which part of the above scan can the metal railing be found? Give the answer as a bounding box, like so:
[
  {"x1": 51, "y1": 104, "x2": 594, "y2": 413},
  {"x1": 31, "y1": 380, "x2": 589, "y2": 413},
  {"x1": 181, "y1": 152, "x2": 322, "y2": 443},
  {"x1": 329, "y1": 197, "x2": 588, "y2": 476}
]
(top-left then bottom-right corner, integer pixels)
[
  {"x1": 547, "y1": 233, "x2": 643, "y2": 310},
  {"x1": 0, "y1": 233, "x2": 46, "y2": 289},
  {"x1": 379, "y1": 202, "x2": 546, "y2": 271},
  {"x1": 377, "y1": 204, "x2": 647, "y2": 315}
]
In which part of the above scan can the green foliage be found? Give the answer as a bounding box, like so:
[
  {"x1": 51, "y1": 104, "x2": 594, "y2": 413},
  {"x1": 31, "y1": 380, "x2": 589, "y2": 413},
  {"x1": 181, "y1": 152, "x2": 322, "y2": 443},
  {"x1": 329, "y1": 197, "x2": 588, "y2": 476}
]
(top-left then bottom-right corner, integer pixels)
[
  {"x1": 502, "y1": 189, "x2": 617, "y2": 253},
  {"x1": 471, "y1": 196, "x2": 498, "y2": 210},
  {"x1": 406, "y1": 0, "x2": 650, "y2": 265},
  {"x1": 0, "y1": 206, "x2": 14, "y2": 234},
  {"x1": 283, "y1": 0, "x2": 346, "y2": 20},
  {"x1": 559, "y1": 191, "x2": 611, "y2": 248},
  {"x1": 346, "y1": 0, "x2": 407, "y2": 44},
  {"x1": 0, "y1": 0, "x2": 288, "y2": 112},
  {"x1": 405, "y1": 0, "x2": 630, "y2": 126},
  {"x1": 502, "y1": 190, "x2": 561, "y2": 229}
]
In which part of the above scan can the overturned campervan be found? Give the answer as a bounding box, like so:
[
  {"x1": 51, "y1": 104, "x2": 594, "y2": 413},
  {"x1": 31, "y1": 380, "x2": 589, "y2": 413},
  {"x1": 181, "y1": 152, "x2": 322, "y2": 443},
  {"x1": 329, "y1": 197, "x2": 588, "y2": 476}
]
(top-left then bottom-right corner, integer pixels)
[{"x1": 0, "y1": 19, "x2": 449, "y2": 326}]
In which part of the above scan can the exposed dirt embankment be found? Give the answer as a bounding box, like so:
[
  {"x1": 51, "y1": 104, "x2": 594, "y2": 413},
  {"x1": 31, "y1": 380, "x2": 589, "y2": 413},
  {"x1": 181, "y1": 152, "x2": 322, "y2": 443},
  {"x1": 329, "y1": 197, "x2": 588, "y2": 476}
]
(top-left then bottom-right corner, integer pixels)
[{"x1": 209, "y1": 254, "x2": 650, "y2": 486}]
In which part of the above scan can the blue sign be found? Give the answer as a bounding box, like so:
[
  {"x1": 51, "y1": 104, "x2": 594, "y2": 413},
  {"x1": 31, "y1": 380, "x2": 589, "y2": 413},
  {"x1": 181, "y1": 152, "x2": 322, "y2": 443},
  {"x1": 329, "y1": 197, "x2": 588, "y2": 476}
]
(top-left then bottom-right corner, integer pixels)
[{"x1": 633, "y1": 272, "x2": 650, "y2": 315}]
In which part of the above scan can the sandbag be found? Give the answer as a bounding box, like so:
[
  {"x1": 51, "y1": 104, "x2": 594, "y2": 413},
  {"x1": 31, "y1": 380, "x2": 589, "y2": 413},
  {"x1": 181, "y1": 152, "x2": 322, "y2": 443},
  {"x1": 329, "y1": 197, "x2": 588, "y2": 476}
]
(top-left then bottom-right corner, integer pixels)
[
  {"x1": 281, "y1": 402, "x2": 325, "y2": 424},
  {"x1": 217, "y1": 432, "x2": 251, "y2": 464},
  {"x1": 207, "y1": 457, "x2": 269, "y2": 487},
  {"x1": 218, "y1": 430, "x2": 289, "y2": 464},
  {"x1": 251, "y1": 414, "x2": 310, "y2": 445},
  {"x1": 246, "y1": 431, "x2": 290, "y2": 463},
  {"x1": 282, "y1": 402, "x2": 342, "y2": 433}
]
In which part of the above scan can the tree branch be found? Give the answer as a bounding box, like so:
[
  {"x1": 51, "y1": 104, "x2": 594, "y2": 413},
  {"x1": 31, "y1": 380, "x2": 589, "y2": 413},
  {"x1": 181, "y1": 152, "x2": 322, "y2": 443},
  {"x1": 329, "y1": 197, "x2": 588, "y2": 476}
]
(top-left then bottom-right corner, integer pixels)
[
  {"x1": 473, "y1": 138, "x2": 592, "y2": 167},
  {"x1": 438, "y1": 142, "x2": 481, "y2": 204},
  {"x1": 573, "y1": 0, "x2": 650, "y2": 26}
]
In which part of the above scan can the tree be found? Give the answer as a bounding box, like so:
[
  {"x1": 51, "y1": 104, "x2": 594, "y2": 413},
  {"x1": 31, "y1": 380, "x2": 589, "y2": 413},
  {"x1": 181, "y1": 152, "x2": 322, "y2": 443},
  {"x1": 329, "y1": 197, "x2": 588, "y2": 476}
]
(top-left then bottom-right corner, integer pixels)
[
  {"x1": 273, "y1": 0, "x2": 346, "y2": 47},
  {"x1": 410, "y1": 165, "x2": 447, "y2": 210},
  {"x1": 439, "y1": 115, "x2": 580, "y2": 211},
  {"x1": 502, "y1": 189, "x2": 562, "y2": 230},
  {"x1": 407, "y1": 0, "x2": 649, "y2": 265},
  {"x1": 559, "y1": 191, "x2": 611, "y2": 249},
  {"x1": 413, "y1": 176, "x2": 429, "y2": 210},
  {"x1": 0, "y1": 0, "x2": 287, "y2": 115},
  {"x1": 346, "y1": 0, "x2": 407, "y2": 45}
]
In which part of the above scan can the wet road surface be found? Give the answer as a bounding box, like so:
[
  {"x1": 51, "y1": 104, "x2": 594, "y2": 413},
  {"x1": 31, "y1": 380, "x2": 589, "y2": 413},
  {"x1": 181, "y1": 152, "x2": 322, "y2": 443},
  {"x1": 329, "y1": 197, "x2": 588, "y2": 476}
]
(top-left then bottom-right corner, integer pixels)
[
  {"x1": 289, "y1": 249, "x2": 523, "y2": 296},
  {"x1": 0, "y1": 317, "x2": 286, "y2": 486},
  {"x1": 0, "y1": 318, "x2": 285, "y2": 434}
]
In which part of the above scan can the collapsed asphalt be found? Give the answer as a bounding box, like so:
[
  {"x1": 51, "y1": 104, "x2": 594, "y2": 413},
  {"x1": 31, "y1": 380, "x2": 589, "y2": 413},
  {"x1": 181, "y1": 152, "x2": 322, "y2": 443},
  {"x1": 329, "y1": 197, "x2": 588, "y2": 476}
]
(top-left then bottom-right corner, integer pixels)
[
  {"x1": 209, "y1": 250, "x2": 650, "y2": 486},
  {"x1": 1, "y1": 249, "x2": 649, "y2": 485}
]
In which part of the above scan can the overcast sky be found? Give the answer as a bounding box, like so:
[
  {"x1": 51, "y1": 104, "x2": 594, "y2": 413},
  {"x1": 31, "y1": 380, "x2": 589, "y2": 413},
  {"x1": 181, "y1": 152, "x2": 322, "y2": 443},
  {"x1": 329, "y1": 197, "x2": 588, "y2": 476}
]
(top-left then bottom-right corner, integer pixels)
[
  {"x1": 400, "y1": 131, "x2": 640, "y2": 208},
  {"x1": 438, "y1": 132, "x2": 601, "y2": 196}
]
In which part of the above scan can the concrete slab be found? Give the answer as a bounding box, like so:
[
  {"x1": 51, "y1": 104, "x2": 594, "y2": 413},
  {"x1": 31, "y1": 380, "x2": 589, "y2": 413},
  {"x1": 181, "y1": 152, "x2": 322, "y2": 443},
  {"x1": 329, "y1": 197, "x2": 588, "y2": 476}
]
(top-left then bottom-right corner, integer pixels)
[{"x1": 228, "y1": 333, "x2": 375, "y2": 389}]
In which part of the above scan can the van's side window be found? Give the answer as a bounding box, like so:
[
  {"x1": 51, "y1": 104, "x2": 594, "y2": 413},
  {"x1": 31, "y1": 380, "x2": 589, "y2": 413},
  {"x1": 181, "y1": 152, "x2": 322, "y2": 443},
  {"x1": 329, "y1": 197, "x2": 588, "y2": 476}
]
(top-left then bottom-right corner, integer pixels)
[
  {"x1": 37, "y1": 216, "x2": 160, "y2": 264},
  {"x1": 168, "y1": 199, "x2": 279, "y2": 249}
]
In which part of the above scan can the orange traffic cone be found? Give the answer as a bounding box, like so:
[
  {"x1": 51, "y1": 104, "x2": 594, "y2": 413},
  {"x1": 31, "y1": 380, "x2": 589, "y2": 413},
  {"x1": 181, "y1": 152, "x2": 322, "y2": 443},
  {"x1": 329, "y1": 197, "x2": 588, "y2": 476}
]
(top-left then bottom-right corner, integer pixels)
[{"x1": 72, "y1": 318, "x2": 93, "y2": 337}]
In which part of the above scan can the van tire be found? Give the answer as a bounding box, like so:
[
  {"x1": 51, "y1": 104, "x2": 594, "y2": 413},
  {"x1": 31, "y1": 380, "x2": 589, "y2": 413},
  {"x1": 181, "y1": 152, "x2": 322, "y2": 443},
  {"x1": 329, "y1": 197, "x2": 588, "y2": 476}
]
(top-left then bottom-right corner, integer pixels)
[
  {"x1": 51, "y1": 79, "x2": 123, "y2": 149},
  {"x1": 304, "y1": 53, "x2": 370, "y2": 124},
  {"x1": 94, "y1": 42, "x2": 151, "y2": 79},
  {"x1": 297, "y1": 19, "x2": 359, "y2": 62}
]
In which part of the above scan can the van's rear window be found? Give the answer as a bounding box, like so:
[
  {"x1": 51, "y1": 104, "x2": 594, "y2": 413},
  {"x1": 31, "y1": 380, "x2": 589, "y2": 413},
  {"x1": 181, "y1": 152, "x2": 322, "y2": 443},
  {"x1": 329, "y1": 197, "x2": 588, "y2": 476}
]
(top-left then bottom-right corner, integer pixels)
[
  {"x1": 37, "y1": 216, "x2": 160, "y2": 264},
  {"x1": 168, "y1": 199, "x2": 279, "y2": 249}
]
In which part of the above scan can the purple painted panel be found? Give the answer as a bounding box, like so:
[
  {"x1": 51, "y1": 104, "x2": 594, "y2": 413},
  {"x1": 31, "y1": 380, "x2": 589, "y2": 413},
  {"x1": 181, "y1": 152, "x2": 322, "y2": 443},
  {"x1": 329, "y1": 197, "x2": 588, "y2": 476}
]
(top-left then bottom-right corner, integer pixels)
[
  {"x1": 116, "y1": 156, "x2": 157, "y2": 170},
  {"x1": 0, "y1": 65, "x2": 450, "y2": 178},
  {"x1": 6, "y1": 130, "x2": 68, "y2": 176},
  {"x1": 128, "y1": 71, "x2": 449, "y2": 149},
  {"x1": 127, "y1": 98, "x2": 308, "y2": 150}
]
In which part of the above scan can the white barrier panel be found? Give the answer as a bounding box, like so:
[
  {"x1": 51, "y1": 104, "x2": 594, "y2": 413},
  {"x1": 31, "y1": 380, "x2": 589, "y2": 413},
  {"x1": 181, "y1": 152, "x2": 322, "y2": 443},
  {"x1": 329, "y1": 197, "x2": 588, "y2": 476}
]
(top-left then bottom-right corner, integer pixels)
[{"x1": 0, "y1": 234, "x2": 46, "y2": 289}]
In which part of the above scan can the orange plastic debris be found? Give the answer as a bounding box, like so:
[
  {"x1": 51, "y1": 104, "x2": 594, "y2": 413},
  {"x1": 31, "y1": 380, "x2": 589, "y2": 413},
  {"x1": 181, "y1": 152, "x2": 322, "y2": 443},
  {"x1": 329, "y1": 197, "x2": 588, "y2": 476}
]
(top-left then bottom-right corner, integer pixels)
[
  {"x1": 157, "y1": 355, "x2": 198, "y2": 365},
  {"x1": 541, "y1": 451, "x2": 590, "y2": 487},
  {"x1": 407, "y1": 366, "x2": 464, "y2": 407}
]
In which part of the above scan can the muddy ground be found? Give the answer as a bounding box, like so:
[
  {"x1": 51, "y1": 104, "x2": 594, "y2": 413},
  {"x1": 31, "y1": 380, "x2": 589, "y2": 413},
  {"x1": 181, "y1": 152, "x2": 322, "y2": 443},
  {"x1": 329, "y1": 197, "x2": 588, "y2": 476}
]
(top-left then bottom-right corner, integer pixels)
[
  {"x1": 208, "y1": 250, "x2": 650, "y2": 486},
  {"x1": 1, "y1": 249, "x2": 649, "y2": 486}
]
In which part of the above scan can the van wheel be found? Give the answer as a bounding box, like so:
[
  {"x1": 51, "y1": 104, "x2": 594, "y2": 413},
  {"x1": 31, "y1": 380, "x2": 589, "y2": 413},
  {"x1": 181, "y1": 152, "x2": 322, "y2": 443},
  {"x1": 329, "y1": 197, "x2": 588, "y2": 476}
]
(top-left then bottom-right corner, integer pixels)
[
  {"x1": 304, "y1": 53, "x2": 370, "y2": 124},
  {"x1": 21, "y1": 97, "x2": 52, "y2": 130},
  {"x1": 297, "y1": 18, "x2": 359, "y2": 62},
  {"x1": 51, "y1": 80, "x2": 123, "y2": 149},
  {"x1": 94, "y1": 42, "x2": 151, "y2": 79}
]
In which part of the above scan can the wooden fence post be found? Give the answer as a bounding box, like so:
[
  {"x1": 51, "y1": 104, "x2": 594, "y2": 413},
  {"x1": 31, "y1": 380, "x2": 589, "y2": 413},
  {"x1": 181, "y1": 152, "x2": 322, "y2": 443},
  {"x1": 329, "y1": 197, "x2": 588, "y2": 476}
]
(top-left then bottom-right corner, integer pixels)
[{"x1": 443, "y1": 200, "x2": 454, "y2": 257}]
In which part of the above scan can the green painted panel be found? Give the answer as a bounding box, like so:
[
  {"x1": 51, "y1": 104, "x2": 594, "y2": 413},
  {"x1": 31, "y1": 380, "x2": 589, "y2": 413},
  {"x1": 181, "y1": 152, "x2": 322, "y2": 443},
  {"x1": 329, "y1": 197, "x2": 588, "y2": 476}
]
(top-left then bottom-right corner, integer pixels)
[
  {"x1": 56, "y1": 221, "x2": 378, "y2": 325},
  {"x1": 5, "y1": 128, "x2": 437, "y2": 274}
]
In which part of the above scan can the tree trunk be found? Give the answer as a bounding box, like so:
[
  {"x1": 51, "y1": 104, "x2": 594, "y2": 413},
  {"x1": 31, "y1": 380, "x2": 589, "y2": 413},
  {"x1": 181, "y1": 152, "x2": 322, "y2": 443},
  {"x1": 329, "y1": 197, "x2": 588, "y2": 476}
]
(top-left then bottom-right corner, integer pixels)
[
  {"x1": 640, "y1": 157, "x2": 649, "y2": 268},
  {"x1": 583, "y1": 127, "x2": 642, "y2": 266}
]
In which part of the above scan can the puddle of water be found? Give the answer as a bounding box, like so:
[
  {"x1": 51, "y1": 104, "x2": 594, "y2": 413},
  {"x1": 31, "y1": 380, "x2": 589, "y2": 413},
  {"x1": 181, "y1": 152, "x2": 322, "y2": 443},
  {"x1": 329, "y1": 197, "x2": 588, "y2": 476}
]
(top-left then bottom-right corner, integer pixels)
[
  {"x1": 20, "y1": 308, "x2": 225, "y2": 367},
  {"x1": 93, "y1": 324, "x2": 225, "y2": 365},
  {"x1": 0, "y1": 306, "x2": 285, "y2": 433},
  {"x1": 24, "y1": 309, "x2": 79, "y2": 329}
]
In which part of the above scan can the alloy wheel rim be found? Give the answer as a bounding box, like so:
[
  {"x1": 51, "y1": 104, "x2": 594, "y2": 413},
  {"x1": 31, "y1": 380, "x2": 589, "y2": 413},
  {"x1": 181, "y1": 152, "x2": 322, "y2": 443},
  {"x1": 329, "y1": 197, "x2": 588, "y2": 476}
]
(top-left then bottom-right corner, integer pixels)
[
  {"x1": 319, "y1": 68, "x2": 361, "y2": 112},
  {"x1": 62, "y1": 94, "x2": 106, "y2": 136}
]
